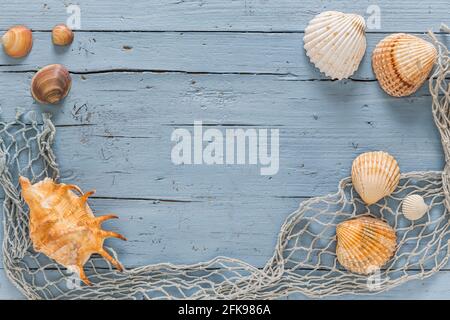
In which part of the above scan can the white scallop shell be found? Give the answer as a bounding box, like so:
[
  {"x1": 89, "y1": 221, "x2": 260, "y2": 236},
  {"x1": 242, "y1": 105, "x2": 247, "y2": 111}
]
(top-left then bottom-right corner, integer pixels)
[
  {"x1": 304, "y1": 11, "x2": 367, "y2": 80},
  {"x1": 402, "y1": 195, "x2": 428, "y2": 221},
  {"x1": 351, "y1": 151, "x2": 400, "y2": 205}
]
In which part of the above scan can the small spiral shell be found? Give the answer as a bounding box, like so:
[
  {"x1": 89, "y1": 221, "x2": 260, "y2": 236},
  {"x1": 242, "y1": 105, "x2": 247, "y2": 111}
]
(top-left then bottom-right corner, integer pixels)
[
  {"x1": 31, "y1": 64, "x2": 72, "y2": 105},
  {"x1": 1, "y1": 25, "x2": 33, "y2": 58},
  {"x1": 52, "y1": 24, "x2": 74, "y2": 46}
]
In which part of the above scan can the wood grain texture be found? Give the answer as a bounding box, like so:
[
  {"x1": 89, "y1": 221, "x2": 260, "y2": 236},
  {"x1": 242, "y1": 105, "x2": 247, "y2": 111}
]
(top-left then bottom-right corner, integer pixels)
[
  {"x1": 0, "y1": 0, "x2": 448, "y2": 32},
  {"x1": 0, "y1": 0, "x2": 449, "y2": 300},
  {"x1": 1, "y1": 32, "x2": 448, "y2": 79},
  {"x1": 0, "y1": 73, "x2": 443, "y2": 199}
]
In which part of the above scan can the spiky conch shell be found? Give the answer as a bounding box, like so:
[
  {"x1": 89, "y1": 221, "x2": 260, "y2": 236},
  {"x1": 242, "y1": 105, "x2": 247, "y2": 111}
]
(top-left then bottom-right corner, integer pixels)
[
  {"x1": 19, "y1": 177, "x2": 126, "y2": 285},
  {"x1": 304, "y1": 11, "x2": 367, "y2": 80},
  {"x1": 336, "y1": 216, "x2": 397, "y2": 274},
  {"x1": 351, "y1": 151, "x2": 400, "y2": 205},
  {"x1": 402, "y1": 195, "x2": 428, "y2": 221},
  {"x1": 372, "y1": 33, "x2": 437, "y2": 97}
]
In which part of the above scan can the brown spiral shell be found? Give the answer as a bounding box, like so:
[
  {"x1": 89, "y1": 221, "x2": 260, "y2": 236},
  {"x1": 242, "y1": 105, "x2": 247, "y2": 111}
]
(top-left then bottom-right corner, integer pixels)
[
  {"x1": 52, "y1": 24, "x2": 74, "y2": 46},
  {"x1": 1, "y1": 25, "x2": 33, "y2": 58},
  {"x1": 31, "y1": 64, "x2": 72, "y2": 104}
]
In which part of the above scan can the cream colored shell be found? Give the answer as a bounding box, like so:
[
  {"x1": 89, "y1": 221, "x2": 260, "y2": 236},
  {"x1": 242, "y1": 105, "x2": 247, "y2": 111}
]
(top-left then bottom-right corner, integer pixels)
[
  {"x1": 336, "y1": 216, "x2": 397, "y2": 274},
  {"x1": 304, "y1": 11, "x2": 366, "y2": 80},
  {"x1": 402, "y1": 195, "x2": 428, "y2": 221},
  {"x1": 351, "y1": 151, "x2": 400, "y2": 205},
  {"x1": 372, "y1": 33, "x2": 437, "y2": 97}
]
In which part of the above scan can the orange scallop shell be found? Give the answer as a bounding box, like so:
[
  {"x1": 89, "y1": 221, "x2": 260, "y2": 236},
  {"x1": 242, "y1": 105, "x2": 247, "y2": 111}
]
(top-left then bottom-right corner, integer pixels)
[
  {"x1": 336, "y1": 216, "x2": 396, "y2": 274},
  {"x1": 19, "y1": 177, "x2": 126, "y2": 285}
]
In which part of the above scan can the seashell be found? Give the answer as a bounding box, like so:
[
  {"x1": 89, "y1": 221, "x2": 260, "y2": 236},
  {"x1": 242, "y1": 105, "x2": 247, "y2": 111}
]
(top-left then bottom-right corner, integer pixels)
[
  {"x1": 351, "y1": 151, "x2": 400, "y2": 205},
  {"x1": 372, "y1": 33, "x2": 437, "y2": 97},
  {"x1": 304, "y1": 11, "x2": 366, "y2": 80},
  {"x1": 1, "y1": 25, "x2": 33, "y2": 58},
  {"x1": 31, "y1": 64, "x2": 72, "y2": 104},
  {"x1": 19, "y1": 176, "x2": 126, "y2": 285},
  {"x1": 402, "y1": 195, "x2": 428, "y2": 221},
  {"x1": 336, "y1": 216, "x2": 397, "y2": 274},
  {"x1": 52, "y1": 24, "x2": 74, "y2": 46}
]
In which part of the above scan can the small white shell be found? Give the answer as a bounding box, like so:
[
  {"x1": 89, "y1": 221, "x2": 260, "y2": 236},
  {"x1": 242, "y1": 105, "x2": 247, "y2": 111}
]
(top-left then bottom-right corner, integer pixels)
[
  {"x1": 304, "y1": 11, "x2": 367, "y2": 80},
  {"x1": 402, "y1": 195, "x2": 428, "y2": 221}
]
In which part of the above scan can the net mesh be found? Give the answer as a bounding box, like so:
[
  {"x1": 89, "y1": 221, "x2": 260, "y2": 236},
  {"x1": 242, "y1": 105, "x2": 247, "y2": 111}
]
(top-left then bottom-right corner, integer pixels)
[{"x1": 1, "y1": 27, "x2": 449, "y2": 300}]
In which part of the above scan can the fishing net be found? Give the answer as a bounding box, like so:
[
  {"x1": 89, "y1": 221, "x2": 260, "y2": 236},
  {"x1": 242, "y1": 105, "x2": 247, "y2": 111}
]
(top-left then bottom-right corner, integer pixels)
[{"x1": 1, "y1": 27, "x2": 449, "y2": 300}]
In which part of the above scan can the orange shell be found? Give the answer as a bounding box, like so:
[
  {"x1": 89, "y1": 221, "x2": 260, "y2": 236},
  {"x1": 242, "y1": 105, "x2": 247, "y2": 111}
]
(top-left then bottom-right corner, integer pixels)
[
  {"x1": 336, "y1": 216, "x2": 396, "y2": 274},
  {"x1": 351, "y1": 151, "x2": 400, "y2": 205},
  {"x1": 2, "y1": 25, "x2": 33, "y2": 58},
  {"x1": 19, "y1": 177, "x2": 126, "y2": 285},
  {"x1": 52, "y1": 24, "x2": 74, "y2": 46},
  {"x1": 372, "y1": 33, "x2": 437, "y2": 97}
]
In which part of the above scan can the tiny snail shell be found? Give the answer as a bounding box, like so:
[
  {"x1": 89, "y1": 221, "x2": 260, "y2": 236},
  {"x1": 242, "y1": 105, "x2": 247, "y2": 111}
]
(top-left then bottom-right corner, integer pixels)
[
  {"x1": 31, "y1": 64, "x2": 72, "y2": 105},
  {"x1": 1, "y1": 25, "x2": 33, "y2": 58},
  {"x1": 52, "y1": 24, "x2": 74, "y2": 46}
]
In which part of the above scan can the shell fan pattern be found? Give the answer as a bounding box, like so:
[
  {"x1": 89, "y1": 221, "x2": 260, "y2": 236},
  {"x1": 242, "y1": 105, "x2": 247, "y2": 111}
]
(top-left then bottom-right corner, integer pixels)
[
  {"x1": 304, "y1": 11, "x2": 367, "y2": 80},
  {"x1": 336, "y1": 216, "x2": 397, "y2": 274},
  {"x1": 372, "y1": 33, "x2": 437, "y2": 97}
]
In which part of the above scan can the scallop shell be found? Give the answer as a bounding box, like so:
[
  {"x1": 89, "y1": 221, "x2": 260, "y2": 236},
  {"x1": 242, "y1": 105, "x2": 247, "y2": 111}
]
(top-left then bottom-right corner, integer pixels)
[
  {"x1": 1, "y1": 25, "x2": 33, "y2": 58},
  {"x1": 19, "y1": 176, "x2": 126, "y2": 285},
  {"x1": 304, "y1": 11, "x2": 366, "y2": 80},
  {"x1": 351, "y1": 151, "x2": 400, "y2": 205},
  {"x1": 31, "y1": 64, "x2": 72, "y2": 104},
  {"x1": 372, "y1": 33, "x2": 437, "y2": 97},
  {"x1": 402, "y1": 195, "x2": 428, "y2": 221},
  {"x1": 336, "y1": 216, "x2": 397, "y2": 274}
]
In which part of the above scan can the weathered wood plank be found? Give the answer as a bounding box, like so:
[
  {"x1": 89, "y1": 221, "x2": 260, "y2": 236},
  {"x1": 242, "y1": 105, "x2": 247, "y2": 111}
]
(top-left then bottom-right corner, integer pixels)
[
  {"x1": 0, "y1": 196, "x2": 302, "y2": 268},
  {"x1": 1, "y1": 32, "x2": 447, "y2": 79},
  {"x1": 0, "y1": 72, "x2": 443, "y2": 198},
  {"x1": 0, "y1": 0, "x2": 447, "y2": 32}
]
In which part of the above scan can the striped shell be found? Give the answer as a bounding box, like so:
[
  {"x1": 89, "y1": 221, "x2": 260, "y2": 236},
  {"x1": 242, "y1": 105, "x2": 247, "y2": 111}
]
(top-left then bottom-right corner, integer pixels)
[
  {"x1": 1, "y1": 25, "x2": 33, "y2": 58},
  {"x1": 402, "y1": 195, "x2": 428, "y2": 221},
  {"x1": 304, "y1": 11, "x2": 366, "y2": 80},
  {"x1": 336, "y1": 216, "x2": 397, "y2": 274},
  {"x1": 372, "y1": 33, "x2": 437, "y2": 97},
  {"x1": 31, "y1": 64, "x2": 72, "y2": 104},
  {"x1": 352, "y1": 151, "x2": 400, "y2": 205},
  {"x1": 19, "y1": 177, "x2": 126, "y2": 285}
]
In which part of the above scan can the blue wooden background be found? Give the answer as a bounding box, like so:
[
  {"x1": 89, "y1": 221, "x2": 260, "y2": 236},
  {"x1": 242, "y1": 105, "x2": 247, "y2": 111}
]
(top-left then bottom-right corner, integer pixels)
[{"x1": 0, "y1": 0, "x2": 449, "y2": 299}]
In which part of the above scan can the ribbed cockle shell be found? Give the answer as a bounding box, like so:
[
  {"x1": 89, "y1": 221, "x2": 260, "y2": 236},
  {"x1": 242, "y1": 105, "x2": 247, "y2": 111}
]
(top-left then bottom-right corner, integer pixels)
[
  {"x1": 402, "y1": 195, "x2": 428, "y2": 221},
  {"x1": 19, "y1": 177, "x2": 126, "y2": 285},
  {"x1": 336, "y1": 216, "x2": 396, "y2": 274},
  {"x1": 304, "y1": 11, "x2": 366, "y2": 80},
  {"x1": 372, "y1": 33, "x2": 437, "y2": 97},
  {"x1": 351, "y1": 151, "x2": 400, "y2": 205}
]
